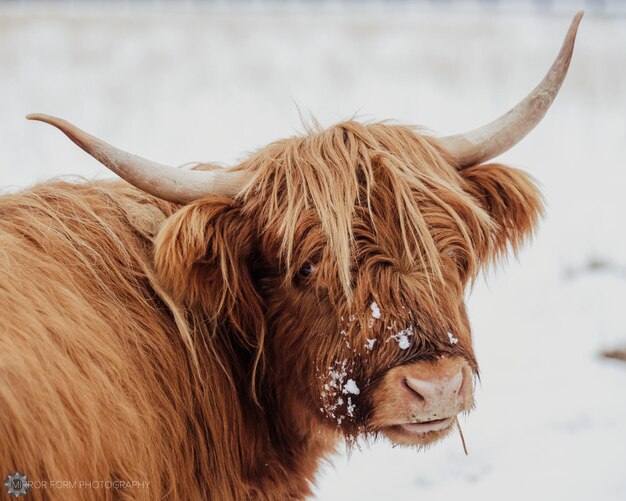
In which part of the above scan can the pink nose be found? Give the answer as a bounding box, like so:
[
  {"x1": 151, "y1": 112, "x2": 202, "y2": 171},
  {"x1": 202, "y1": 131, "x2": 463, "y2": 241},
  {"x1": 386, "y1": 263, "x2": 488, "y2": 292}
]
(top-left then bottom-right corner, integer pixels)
[
  {"x1": 369, "y1": 357, "x2": 474, "y2": 438},
  {"x1": 405, "y1": 370, "x2": 463, "y2": 404},
  {"x1": 402, "y1": 367, "x2": 470, "y2": 421}
]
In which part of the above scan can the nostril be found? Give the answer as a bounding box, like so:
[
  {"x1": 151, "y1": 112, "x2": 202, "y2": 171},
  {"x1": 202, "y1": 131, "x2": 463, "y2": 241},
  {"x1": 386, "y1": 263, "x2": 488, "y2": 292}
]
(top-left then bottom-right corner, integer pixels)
[
  {"x1": 456, "y1": 367, "x2": 472, "y2": 402},
  {"x1": 404, "y1": 376, "x2": 443, "y2": 404},
  {"x1": 451, "y1": 370, "x2": 464, "y2": 396},
  {"x1": 403, "y1": 377, "x2": 426, "y2": 402},
  {"x1": 403, "y1": 370, "x2": 465, "y2": 405}
]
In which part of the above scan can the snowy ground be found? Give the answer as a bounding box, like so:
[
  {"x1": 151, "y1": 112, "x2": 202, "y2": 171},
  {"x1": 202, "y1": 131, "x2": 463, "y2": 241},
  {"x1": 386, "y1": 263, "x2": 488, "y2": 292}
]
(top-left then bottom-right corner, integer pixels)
[{"x1": 1, "y1": 3, "x2": 625, "y2": 500}]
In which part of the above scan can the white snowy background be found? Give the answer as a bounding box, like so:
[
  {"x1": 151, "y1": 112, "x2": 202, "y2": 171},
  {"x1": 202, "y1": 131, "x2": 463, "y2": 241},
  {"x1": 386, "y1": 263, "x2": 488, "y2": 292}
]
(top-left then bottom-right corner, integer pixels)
[{"x1": 1, "y1": 2, "x2": 625, "y2": 500}]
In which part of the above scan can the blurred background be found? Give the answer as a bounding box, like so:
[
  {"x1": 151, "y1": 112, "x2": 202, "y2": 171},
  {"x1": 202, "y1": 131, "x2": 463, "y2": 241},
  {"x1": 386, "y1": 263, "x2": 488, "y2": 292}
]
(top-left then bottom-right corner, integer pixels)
[{"x1": 1, "y1": 0, "x2": 625, "y2": 500}]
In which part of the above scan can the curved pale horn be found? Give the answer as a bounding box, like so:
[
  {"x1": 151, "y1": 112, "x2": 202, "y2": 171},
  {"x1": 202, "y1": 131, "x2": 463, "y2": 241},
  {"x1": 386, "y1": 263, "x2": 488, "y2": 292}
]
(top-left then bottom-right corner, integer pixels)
[
  {"x1": 439, "y1": 11, "x2": 583, "y2": 168},
  {"x1": 26, "y1": 113, "x2": 248, "y2": 203}
]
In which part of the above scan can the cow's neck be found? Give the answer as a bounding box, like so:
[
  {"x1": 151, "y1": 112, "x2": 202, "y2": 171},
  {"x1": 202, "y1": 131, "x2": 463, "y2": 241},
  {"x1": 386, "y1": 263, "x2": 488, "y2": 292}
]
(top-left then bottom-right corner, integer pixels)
[{"x1": 231, "y1": 356, "x2": 339, "y2": 499}]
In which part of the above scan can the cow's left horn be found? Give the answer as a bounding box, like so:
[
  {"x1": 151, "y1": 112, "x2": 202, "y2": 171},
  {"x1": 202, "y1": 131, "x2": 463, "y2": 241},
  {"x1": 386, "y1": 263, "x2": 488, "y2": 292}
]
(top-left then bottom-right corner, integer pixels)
[
  {"x1": 439, "y1": 11, "x2": 583, "y2": 168},
  {"x1": 26, "y1": 114, "x2": 248, "y2": 203}
]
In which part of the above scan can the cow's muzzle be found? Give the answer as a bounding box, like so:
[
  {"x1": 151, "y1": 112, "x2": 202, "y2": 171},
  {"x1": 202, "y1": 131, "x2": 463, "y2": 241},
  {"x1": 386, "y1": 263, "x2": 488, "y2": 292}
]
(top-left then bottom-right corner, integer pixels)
[{"x1": 370, "y1": 356, "x2": 474, "y2": 446}]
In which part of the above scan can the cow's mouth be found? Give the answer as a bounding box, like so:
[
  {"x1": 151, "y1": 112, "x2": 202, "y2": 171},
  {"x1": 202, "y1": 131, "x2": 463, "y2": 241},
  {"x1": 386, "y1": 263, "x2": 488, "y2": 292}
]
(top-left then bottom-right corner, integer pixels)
[
  {"x1": 380, "y1": 416, "x2": 456, "y2": 446},
  {"x1": 396, "y1": 416, "x2": 454, "y2": 434}
]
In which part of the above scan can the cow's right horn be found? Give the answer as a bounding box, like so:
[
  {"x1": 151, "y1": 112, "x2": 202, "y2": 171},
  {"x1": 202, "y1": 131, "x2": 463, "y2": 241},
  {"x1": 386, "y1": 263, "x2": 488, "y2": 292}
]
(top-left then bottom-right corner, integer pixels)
[{"x1": 26, "y1": 113, "x2": 248, "y2": 204}]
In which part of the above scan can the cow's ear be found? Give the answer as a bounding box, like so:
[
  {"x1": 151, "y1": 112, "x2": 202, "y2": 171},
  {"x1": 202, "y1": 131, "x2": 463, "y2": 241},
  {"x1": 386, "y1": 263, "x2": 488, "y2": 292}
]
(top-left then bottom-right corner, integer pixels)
[
  {"x1": 460, "y1": 163, "x2": 544, "y2": 259},
  {"x1": 153, "y1": 197, "x2": 261, "y2": 326}
]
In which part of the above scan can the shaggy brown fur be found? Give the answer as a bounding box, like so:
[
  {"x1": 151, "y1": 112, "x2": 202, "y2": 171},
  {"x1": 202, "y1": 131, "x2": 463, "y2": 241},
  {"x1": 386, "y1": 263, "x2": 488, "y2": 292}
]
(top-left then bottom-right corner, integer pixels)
[{"x1": 0, "y1": 121, "x2": 542, "y2": 499}]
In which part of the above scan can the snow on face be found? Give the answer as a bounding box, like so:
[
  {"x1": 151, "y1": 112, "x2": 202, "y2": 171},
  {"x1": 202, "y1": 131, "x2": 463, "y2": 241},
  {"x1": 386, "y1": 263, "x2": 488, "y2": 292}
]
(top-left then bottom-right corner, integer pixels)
[
  {"x1": 320, "y1": 305, "x2": 419, "y2": 426},
  {"x1": 448, "y1": 332, "x2": 459, "y2": 345},
  {"x1": 397, "y1": 335, "x2": 410, "y2": 350},
  {"x1": 320, "y1": 359, "x2": 360, "y2": 426},
  {"x1": 343, "y1": 379, "x2": 360, "y2": 395},
  {"x1": 370, "y1": 302, "x2": 381, "y2": 319},
  {"x1": 346, "y1": 397, "x2": 356, "y2": 418},
  {"x1": 389, "y1": 325, "x2": 414, "y2": 350}
]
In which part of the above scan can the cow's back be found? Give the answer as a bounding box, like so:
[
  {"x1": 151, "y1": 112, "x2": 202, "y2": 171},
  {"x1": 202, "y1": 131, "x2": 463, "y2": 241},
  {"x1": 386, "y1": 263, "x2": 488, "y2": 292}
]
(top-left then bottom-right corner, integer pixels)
[{"x1": 0, "y1": 180, "x2": 209, "y2": 500}]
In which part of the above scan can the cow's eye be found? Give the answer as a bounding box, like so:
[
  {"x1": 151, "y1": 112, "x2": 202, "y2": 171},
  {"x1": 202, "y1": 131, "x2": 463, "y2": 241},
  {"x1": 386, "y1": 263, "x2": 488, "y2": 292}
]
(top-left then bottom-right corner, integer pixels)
[{"x1": 298, "y1": 262, "x2": 316, "y2": 278}]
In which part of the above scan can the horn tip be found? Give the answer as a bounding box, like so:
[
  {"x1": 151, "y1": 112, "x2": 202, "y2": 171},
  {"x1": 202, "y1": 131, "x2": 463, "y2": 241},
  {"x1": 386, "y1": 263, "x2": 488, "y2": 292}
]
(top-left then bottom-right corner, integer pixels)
[
  {"x1": 26, "y1": 114, "x2": 71, "y2": 132},
  {"x1": 26, "y1": 113, "x2": 55, "y2": 123},
  {"x1": 571, "y1": 11, "x2": 584, "y2": 31},
  {"x1": 561, "y1": 11, "x2": 584, "y2": 63}
]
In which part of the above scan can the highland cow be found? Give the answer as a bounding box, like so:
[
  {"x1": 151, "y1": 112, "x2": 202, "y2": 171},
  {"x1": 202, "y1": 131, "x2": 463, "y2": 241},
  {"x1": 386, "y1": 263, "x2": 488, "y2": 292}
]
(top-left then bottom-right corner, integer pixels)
[{"x1": 0, "y1": 13, "x2": 581, "y2": 501}]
